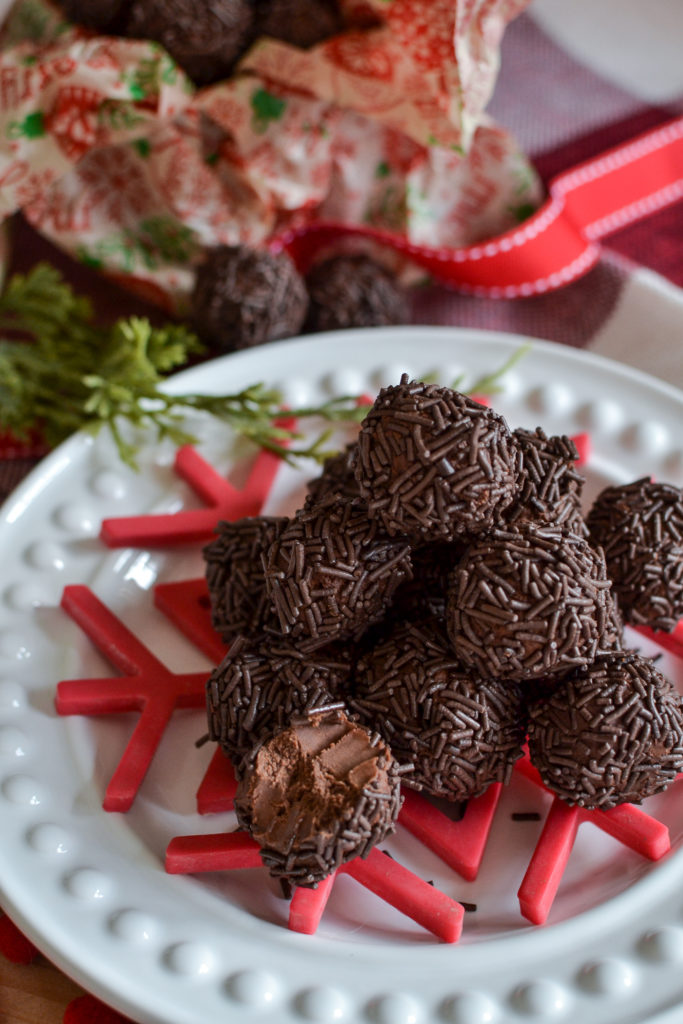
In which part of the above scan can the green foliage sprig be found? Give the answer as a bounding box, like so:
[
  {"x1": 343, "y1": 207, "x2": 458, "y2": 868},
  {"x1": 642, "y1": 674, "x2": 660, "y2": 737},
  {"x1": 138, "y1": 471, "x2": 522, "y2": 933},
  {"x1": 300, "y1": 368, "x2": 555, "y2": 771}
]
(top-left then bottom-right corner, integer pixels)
[{"x1": 0, "y1": 263, "x2": 528, "y2": 469}]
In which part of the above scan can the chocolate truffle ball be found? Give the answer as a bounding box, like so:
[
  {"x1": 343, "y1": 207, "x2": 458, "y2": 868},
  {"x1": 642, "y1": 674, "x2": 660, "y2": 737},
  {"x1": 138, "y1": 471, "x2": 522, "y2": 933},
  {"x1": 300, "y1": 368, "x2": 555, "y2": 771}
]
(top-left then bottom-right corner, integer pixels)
[
  {"x1": 304, "y1": 254, "x2": 409, "y2": 333},
  {"x1": 256, "y1": 0, "x2": 344, "y2": 49},
  {"x1": 58, "y1": 0, "x2": 129, "y2": 31},
  {"x1": 527, "y1": 652, "x2": 683, "y2": 809},
  {"x1": 304, "y1": 443, "x2": 360, "y2": 509},
  {"x1": 235, "y1": 708, "x2": 402, "y2": 886},
  {"x1": 352, "y1": 620, "x2": 526, "y2": 800},
  {"x1": 586, "y1": 478, "x2": 683, "y2": 632},
  {"x1": 355, "y1": 376, "x2": 520, "y2": 542},
  {"x1": 390, "y1": 540, "x2": 464, "y2": 623},
  {"x1": 191, "y1": 245, "x2": 308, "y2": 352},
  {"x1": 264, "y1": 494, "x2": 413, "y2": 649},
  {"x1": 447, "y1": 523, "x2": 613, "y2": 682},
  {"x1": 505, "y1": 427, "x2": 586, "y2": 531},
  {"x1": 203, "y1": 516, "x2": 287, "y2": 642},
  {"x1": 126, "y1": 0, "x2": 254, "y2": 85},
  {"x1": 206, "y1": 635, "x2": 352, "y2": 768}
]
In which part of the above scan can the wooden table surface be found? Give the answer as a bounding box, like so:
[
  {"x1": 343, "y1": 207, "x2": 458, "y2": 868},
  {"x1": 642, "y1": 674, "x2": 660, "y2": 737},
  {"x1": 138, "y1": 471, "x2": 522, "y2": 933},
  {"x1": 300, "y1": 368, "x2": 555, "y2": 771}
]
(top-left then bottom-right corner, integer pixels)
[{"x1": 0, "y1": 955, "x2": 85, "y2": 1023}]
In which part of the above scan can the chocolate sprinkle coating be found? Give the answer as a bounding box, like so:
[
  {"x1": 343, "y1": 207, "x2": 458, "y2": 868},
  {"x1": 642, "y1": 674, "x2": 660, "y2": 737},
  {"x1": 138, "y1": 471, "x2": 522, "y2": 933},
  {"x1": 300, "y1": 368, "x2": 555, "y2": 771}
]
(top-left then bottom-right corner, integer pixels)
[
  {"x1": 304, "y1": 254, "x2": 409, "y2": 333},
  {"x1": 203, "y1": 516, "x2": 287, "y2": 641},
  {"x1": 527, "y1": 652, "x2": 683, "y2": 808},
  {"x1": 447, "y1": 523, "x2": 613, "y2": 682},
  {"x1": 586, "y1": 478, "x2": 683, "y2": 632},
  {"x1": 355, "y1": 376, "x2": 520, "y2": 541},
  {"x1": 235, "y1": 708, "x2": 402, "y2": 886},
  {"x1": 256, "y1": 0, "x2": 344, "y2": 49},
  {"x1": 264, "y1": 494, "x2": 413, "y2": 648},
  {"x1": 505, "y1": 427, "x2": 586, "y2": 531},
  {"x1": 206, "y1": 635, "x2": 352, "y2": 768},
  {"x1": 191, "y1": 245, "x2": 308, "y2": 352},
  {"x1": 126, "y1": 0, "x2": 254, "y2": 85},
  {"x1": 352, "y1": 620, "x2": 526, "y2": 800},
  {"x1": 304, "y1": 443, "x2": 360, "y2": 509}
]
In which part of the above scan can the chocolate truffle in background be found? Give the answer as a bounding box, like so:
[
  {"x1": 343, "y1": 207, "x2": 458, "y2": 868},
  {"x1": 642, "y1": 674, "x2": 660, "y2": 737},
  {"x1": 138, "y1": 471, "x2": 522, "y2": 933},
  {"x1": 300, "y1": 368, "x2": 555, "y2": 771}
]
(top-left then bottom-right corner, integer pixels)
[
  {"x1": 389, "y1": 540, "x2": 465, "y2": 623},
  {"x1": 235, "y1": 708, "x2": 402, "y2": 887},
  {"x1": 304, "y1": 254, "x2": 409, "y2": 333},
  {"x1": 355, "y1": 376, "x2": 520, "y2": 542},
  {"x1": 505, "y1": 427, "x2": 586, "y2": 531},
  {"x1": 190, "y1": 245, "x2": 308, "y2": 353},
  {"x1": 126, "y1": 0, "x2": 254, "y2": 86},
  {"x1": 527, "y1": 652, "x2": 683, "y2": 809},
  {"x1": 58, "y1": 0, "x2": 130, "y2": 31},
  {"x1": 255, "y1": 0, "x2": 344, "y2": 49},
  {"x1": 203, "y1": 516, "x2": 288, "y2": 642},
  {"x1": 586, "y1": 478, "x2": 683, "y2": 632},
  {"x1": 352, "y1": 620, "x2": 526, "y2": 801},
  {"x1": 304, "y1": 443, "x2": 360, "y2": 509},
  {"x1": 264, "y1": 493, "x2": 413, "y2": 649},
  {"x1": 206, "y1": 635, "x2": 352, "y2": 768},
  {"x1": 447, "y1": 523, "x2": 613, "y2": 683}
]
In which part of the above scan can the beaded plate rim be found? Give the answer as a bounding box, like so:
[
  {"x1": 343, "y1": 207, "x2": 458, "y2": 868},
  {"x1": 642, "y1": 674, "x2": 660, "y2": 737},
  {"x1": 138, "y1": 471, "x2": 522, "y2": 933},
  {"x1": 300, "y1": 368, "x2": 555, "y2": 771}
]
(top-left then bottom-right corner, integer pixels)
[{"x1": 1, "y1": 326, "x2": 683, "y2": 1024}]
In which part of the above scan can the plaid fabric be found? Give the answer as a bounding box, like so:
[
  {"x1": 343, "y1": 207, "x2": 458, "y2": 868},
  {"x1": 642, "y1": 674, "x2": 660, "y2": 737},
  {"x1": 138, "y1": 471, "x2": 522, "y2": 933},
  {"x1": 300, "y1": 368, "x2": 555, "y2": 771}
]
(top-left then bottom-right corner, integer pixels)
[{"x1": 1, "y1": 5, "x2": 683, "y2": 1021}]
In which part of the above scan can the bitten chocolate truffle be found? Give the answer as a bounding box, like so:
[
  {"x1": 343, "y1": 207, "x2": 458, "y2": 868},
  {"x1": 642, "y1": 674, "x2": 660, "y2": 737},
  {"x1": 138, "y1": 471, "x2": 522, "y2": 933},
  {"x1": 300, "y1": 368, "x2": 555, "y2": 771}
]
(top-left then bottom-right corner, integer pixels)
[
  {"x1": 527, "y1": 652, "x2": 683, "y2": 808},
  {"x1": 191, "y1": 245, "x2": 308, "y2": 352},
  {"x1": 586, "y1": 478, "x2": 683, "y2": 632},
  {"x1": 235, "y1": 708, "x2": 402, "y2": 886},
  {"x1": 126, "y1": 0, "x2": 254, "y2": 85},
  {"x1": 256, "y1": 0, "x2": 344, "y2": 49},
  {"x1": 203, "y1": 516, "x2": 287, "y2": 641},
  {"x1": 58, "y1": 0, "x2": 129, "y2": 31},
  {"x1": 352, "y1": 620, "x2": 526, "y2": 800},
  {"x1": 264, "y1": 494, "x2": 412, "y2": 649},
  {"x1": 505, "y1": 427, "x2": 585, "y2": 530},
  {"x1": 206, "y1": 635, "x2": 352, "y2": 768},
  {"x1": 304, "y1": 443, "x2": 360, "y2": 509},
  {"x1": 447, "y1": 523, "x2": 613, "y2": 682},
  {"x1": 355, "y1": 376, "x2": 520, "y2": 542},
  {"x1": 304, "y1": 254, "x2": 409, "y2": 333}
]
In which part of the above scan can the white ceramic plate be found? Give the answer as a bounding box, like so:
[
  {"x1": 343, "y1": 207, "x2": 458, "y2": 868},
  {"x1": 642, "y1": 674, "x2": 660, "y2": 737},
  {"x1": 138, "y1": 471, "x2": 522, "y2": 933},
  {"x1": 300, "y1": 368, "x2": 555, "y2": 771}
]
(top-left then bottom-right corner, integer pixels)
[{"x1": 2, "y1": 326, "x2": 683, "y2": 1024}]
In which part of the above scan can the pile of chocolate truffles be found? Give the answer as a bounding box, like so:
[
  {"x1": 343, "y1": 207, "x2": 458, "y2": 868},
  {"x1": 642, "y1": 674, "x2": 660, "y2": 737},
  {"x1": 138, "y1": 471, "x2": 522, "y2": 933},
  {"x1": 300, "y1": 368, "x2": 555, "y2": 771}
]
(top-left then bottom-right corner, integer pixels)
[
  {"x1": 190, "y1": 246, "x2": 409, "y2": 353},
  {"x1": 58, "y1": 0, "x2": 345, "y2": 85},
  {"x1": 204, "y1": 375, "x2": 683, "y2": 886}
]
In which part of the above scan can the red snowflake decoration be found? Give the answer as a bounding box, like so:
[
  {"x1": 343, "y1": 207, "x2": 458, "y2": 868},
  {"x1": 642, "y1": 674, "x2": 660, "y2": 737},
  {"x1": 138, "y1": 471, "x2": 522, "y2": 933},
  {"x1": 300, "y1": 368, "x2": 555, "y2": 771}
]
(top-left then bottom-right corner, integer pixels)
[
  {"x1": 53, "y1": 428, "x2": 683, "y2": 941},
  {"x1": 56, "y1": 585, "x2": 207, "y2": 812},
  {"x1": 100, "y1": 440, "x2": 289, "y2": 547}
]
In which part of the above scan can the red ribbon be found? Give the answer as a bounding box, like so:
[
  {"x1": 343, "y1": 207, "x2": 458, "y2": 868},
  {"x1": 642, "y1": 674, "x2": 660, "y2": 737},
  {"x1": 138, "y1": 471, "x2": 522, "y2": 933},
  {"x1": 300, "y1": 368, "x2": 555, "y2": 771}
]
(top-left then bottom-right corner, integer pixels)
[{"x1": 274, "y1": 115, "x2": 683, "y2": 297}]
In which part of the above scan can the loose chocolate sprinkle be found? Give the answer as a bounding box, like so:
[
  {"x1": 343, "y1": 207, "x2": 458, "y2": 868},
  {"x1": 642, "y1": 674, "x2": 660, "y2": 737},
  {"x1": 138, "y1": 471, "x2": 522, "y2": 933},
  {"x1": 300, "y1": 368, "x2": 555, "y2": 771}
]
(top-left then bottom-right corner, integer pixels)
[
  {"x1": 527, "y1": 652, "x2": 683, "y2": 809},
  {"x1": 352, "y1": 619, "x2": 526, "y2": 801},
  {"x1": 191, "y1": 245, "x2": 308, "y2": 353},
  {"x1": 264, "y1": 494, "x2": 412, "y2": 648},
  {"x1": 206, "y1": 635, "x2": 353, "y2": 769},
  {"x1": 511, "y1": 811, "x2": 541, "y2": 821},
  {"x1": 203, "y1": 516, "x2": 287, "y2": 641},
  {"x1": 587, "y1": 478, "x2": 683, "y2": 632},
  {"x1": 354, "y1": 376, "x2": 520, "y2": 542},
  {"x1": 447, "y1": 522, "x2": 613, "y2": 682},
  {"x1": 459, "y1": 901, "x2": 478, "y2": 912}
]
